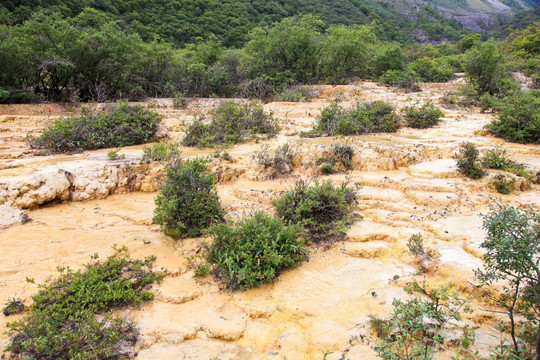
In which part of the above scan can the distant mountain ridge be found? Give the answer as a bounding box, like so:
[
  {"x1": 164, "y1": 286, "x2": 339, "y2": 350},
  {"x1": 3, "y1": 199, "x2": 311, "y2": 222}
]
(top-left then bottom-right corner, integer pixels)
[{"x1": 0, "y1": 0, "x2": 538, "y2": 46}]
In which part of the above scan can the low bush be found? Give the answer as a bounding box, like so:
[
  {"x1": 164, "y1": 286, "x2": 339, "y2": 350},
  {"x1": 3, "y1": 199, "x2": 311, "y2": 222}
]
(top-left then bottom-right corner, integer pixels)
[
  {"x1": 142, "y1": 142, "x2": 182, "y2": 163},
  {"x1": 276, "y1": 85, "x2": 319, "y2": 102},
  {"x1": 374, "y1": 282, "x2": 473, "y2": 360},
  {"x1": 7, "y1": 247, "x2": 163, "y2": 360},
  {"x1": 29, "y1": 103, "x2": 161, "y2": 153},
  {"x1": 404, "y1": 102, "x2": 445, "y2": 129},
  {"x1": 254, "y1": 143, "x2": 296, "y2": 175},
  {"x1": 487, "y1": 90, "x2": 540, "y2": 144},
  {"x1": 379, "y1": 69, "x2": 421, "y2": 92},
  {"x1": 454, "y1": 142, "x2": 486, "y2": 179},
  {"x1": 206, "y1": 211, "x2": 307, "y2": 290},
  {"x1": 273, "y1": 180, "x2": 358, "y2": 243},
  {"x1": 153, "y1": 158, "x2": 224, "y2": 238},
  {"x1": 482, "y1": 146, "x2": 528, "y2": 178},
  {"x1": 182, "y1": 100, "x2": 278, "y2": 148},
  {"x1": 107, "y1": 147, "x2": 125, "y2": 160},
  {"x1": 316, "y1": 101, "x2": 400, "y2": 136},
  {"x1": 316, "y1": 144, "x2": 355, "y2": 174},
  {"x1": 493, "y1": 175, "x2": 515, "y2": 194},
  {"x1": 3, "y1": 298, "x2": 24, "y2": 316}
]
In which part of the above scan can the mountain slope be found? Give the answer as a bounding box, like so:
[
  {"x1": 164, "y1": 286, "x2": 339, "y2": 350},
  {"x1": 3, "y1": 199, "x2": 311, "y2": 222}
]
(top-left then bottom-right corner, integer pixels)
[{"x1": 0, "y1": 0, "x2": 538, "y2": 46}]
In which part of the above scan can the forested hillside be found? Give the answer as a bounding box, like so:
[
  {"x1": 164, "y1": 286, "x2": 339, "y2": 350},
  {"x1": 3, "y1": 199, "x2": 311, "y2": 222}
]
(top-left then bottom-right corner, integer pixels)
[
  {"x1": 0, "y1": 0, "x2": 538, "y2": 104},
  {"x1": 0, "y1": 0, "x2": 509, "y2": 46}
]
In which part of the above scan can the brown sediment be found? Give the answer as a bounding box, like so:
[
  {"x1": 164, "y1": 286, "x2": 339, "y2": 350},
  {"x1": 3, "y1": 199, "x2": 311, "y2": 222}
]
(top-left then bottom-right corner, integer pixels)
[{"x1": 0, "y1": 79, "x2": 538, "y2": 359}]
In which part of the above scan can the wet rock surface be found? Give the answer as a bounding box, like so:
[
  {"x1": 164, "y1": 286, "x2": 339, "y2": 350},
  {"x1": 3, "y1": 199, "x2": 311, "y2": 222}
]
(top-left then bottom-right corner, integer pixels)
[{"x1": 0, "y1": 80, "x2": 538, "y2": 359}]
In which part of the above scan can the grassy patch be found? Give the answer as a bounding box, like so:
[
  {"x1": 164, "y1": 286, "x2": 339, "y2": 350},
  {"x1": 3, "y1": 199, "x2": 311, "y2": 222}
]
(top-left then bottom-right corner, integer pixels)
[
  {"x1": 29, "y1": 103, "x2": 161, "y2": 153},
  {"x1": 142, "y1": 142, "x2": 182, "y2": 163},
  {"x1": 6, "y1": 247, "x2": 163, "y2": 360},
  {"x1": 153, "y1": 157, "x2": 224, "y2": 238},
  {"x1": 206, "y1": 211, "x2": 307, "y2": 290},
  {"x1": 316, "y1": 101, "x2": 400, "y2": 136},
  {"x1": 182, "y1": 100, "x2": 278, "y2": 148},
  {"x1": 273, "y1": 180, "x2": 359, "y2": 243}
]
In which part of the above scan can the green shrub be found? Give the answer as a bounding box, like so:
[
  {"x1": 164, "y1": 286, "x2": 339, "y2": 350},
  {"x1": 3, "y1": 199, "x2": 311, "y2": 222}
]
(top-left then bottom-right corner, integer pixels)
[
  {"x1": 374, "y1": 282, "x2": 473, "y2": 360},
  {"x1": 407, "y1": 57, "x2": 454, "y2": 82},
  {"x1": 316, "y1": 101, "x2": 400, "y2": 136},
  {"x1": 493, "y1": 175, "x2": 515, "y2": 194},
  {"x1": 487, "y1": 90, "x2": 540, "y2": 144},
  {"x1": 482, "y1": 146, "x2": 528, "y2": 178},
  {"x1": 404, "y1": 102, "x2": 445, "y2": 129},
  {"x1": 183, "y1": 100, "x2": 278, "y2": 148},
  {"x1": 273, "y1": 180, "x2": 358, "y2": 243},
  {"x1": 7, "y1": 247, "x2": 163, "y2": 360},
  {"x1": 379, "y1": 69, "x2": 420, "y2": 92},
  {"x1": 153, "y1": 158, "x2": 224, "y2": 238},
  {"x1": 454, "y1": 142, "x2": 486, "y2": 179},
  {"x1": 332, "y1": 144, "x2": 355, "y2": 170},
  {"x1": 276, "y1": 86, "x2": 319, "y2": 102},
  {"x1": 142, "y1": 142, "x2": 182, "y2": 163},
  {"x1": 29, "y1": 103, "x2": 161, "y2": 153},
  {"x1": 206, "y1": 211, "x2": 307, "y2": 290},
  {"x1": 3, "y1": 298, "x2": 24, "y2": 316},
  {"x1": 316, "y1": 144, "x2": 355, "y2": 174},
  {"x1": 254, "y1": 143, "x2": 296, "y2": 175},
  {"x1": 107, "y1": 147, "x2": 125, "y2": 160}
]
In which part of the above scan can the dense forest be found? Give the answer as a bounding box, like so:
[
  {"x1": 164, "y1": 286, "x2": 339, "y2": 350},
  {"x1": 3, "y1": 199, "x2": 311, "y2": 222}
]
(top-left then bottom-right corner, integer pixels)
[{"x1": 0, "y1": 0, "x2": 538, "y2": 104}]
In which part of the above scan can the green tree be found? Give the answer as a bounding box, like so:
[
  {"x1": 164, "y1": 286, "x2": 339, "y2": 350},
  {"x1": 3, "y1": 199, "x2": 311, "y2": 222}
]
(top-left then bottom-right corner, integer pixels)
[
  {"x1": 245, "y1": 15, "x2": 324, "y2": 86},
  {"x1": 463, "y1": 40, "x2": 516, "y2": 96},
  {"x1": 320, "y1": 24, "x2": 379, "y2": 84},
  {"x1": 475, "y1": 204, "x2": 540, "y2": 358}
]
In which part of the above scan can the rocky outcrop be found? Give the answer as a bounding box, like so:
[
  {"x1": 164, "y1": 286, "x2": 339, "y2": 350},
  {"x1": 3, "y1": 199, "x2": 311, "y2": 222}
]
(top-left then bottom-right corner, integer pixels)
[{"x1": 0, "y1": 159, "x2": 163, "y2": 210}]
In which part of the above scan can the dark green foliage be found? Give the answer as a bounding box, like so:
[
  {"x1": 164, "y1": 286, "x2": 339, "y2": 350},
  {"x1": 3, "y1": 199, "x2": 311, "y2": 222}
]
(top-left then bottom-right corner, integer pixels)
[
  {"x1": 183, "y1": 101, "x2": 277, "y2": 148},
  {"x1": 206, "y1": 211, "x2": 307, "y2": 290},
  {"x1": 3, "y1": 298, "x2": 24, "y2": 316},
  {"x1": 487, "y1": 90, "x2": 540, "y2": 144},
  {"x1": 153, "y1": 158, "x2": 224, "y2": 239},
  {"x1": 404, "y1": 102, "x2": 445, "y2": 129},
  {"x1": 407, "y1": 57, "x2": 454, "y2": 82},
  {"x1": 29, "y1": 103, "x2": 161, "y2": 153},
  {"x1": 475, "y1": 204, "x2": 540, "y2": 356},
  {"x1": 379, "y1": 69, "x2": 421, "y2": 92},
  {"x1": 454, "y1": 142, "x2": 487, "y2": 179},
  {"x1": 142, "y1": 142, "x2": 182, "y2": 163},
  {"x1": 316, "y1": 101, "x2": 401, "y2": 136},
  {"x1": 7, "y1": 248, "x2": 163, "y2": 360},
  {"x1": 273, "y1": 180, "x2": 358, "y2": 243}
]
